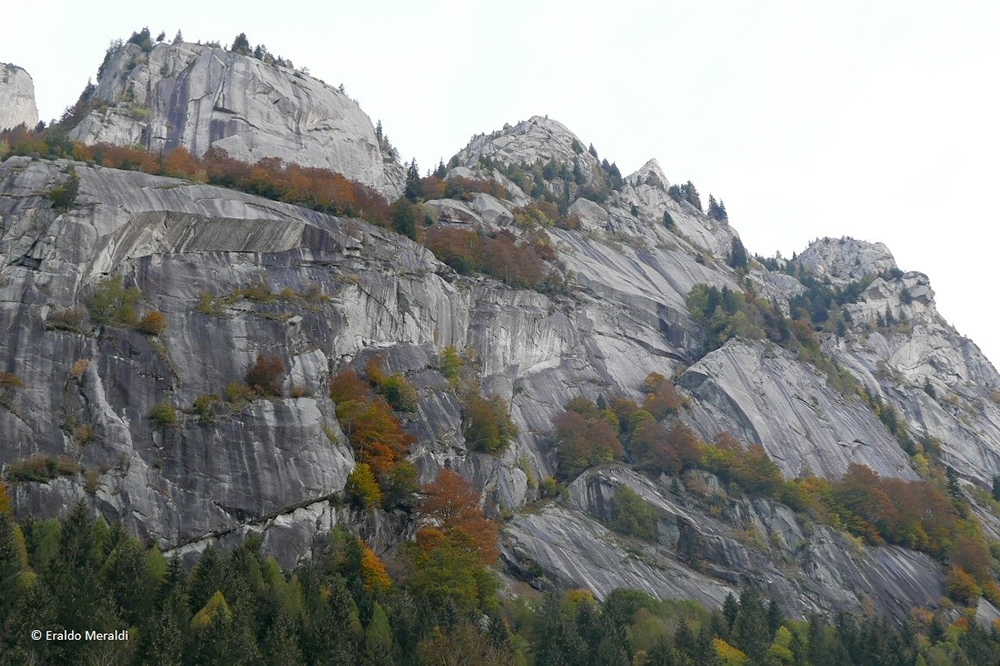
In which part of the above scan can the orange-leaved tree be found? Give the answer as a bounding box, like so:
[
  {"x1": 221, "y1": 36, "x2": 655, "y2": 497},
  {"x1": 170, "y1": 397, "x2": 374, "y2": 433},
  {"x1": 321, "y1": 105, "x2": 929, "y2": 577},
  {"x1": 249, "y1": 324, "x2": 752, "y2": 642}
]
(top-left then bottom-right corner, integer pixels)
[
  {"x1": 418, "y1": 469, "x2": 498, "y2": 567},
  {"x1": 330, "y1": 368, "x2": 414, "y2": 477},
  {"x1": 407, "y1": 469, "x2": 500, "y2": 615}
]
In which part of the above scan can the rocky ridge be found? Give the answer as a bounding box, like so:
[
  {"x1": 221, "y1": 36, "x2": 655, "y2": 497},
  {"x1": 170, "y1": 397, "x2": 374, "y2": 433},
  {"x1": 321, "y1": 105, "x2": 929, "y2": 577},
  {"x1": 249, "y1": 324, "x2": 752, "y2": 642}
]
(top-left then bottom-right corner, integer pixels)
[{"x1": 0, "y1": 63, "x2": 39, "y2": 132}]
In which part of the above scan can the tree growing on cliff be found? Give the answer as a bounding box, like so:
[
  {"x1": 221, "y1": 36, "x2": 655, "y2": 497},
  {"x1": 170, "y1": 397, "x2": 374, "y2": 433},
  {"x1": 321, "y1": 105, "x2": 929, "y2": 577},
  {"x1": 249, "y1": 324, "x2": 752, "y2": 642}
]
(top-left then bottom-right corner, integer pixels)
[
  {"x1": 404, "y1": 160, "x2": 423, "y2": 202},
  {"x1": 231, "y1": 33, "x2": 252, "y2": 56}
]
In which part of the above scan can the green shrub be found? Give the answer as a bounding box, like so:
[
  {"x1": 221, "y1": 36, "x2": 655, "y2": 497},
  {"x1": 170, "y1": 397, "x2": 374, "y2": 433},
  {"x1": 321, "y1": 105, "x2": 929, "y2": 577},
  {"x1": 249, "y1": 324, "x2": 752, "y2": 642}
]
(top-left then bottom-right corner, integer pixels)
[
  {"x1": 610, "y1": 486, "x2": 657, "y2": 540},
  {"x1": 378, "y1": 374, "x2": 418, "y2": 412},
  {"x1": 149, "y1": 401, "x2": 177, "y2": 427},
  {"x1": 462, "y1": 391, "x2": 517, "y2": 454},
  {"x1": 225, "y1": 381, "x2": 255, "y2": 403},
  {"x1": 86, "y1": 277, "x2": 142, "y2": 327},
  {"x1": 192, "y1": 394, "x2": 220, "y2": 424},
  {"x1": 345, "y1": 463, "x2": 383, "y2": 509},
  {"x1": 440, "y1": 346, "x2": 464, "y2": 385},
  {"x1": 50, "y1": 167, "x2": 79, "y2": 212},
  {"x1": 382, "y1": 460, "x2": 420, "y2": 510}
]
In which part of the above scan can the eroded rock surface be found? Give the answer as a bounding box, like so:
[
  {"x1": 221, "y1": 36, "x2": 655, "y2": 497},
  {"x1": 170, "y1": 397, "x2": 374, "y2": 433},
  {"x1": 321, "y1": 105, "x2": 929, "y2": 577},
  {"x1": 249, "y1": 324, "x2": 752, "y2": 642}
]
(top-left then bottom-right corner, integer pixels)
[
  {"x1": 67, "y1": 42, "x2": 404, "y2": 197},
  {"x1": 0, "y1": 64, "x2": 38, "y2": 131},
  {"x1": 4, "y1": 108, "x2": 1000, "y2": 618}
]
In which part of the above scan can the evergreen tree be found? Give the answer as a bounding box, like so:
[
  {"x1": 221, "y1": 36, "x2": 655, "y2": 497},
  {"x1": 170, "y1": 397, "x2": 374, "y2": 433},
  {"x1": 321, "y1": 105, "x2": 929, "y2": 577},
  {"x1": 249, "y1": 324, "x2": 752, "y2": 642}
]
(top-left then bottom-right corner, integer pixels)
[
  {"x1": 946, "y1": 465, "x2": 962, "y2": 500},
  {"x1": 404, "y1": 161, "x2": 423, "y2": 202},
  {"x1": 673, "y1": 617, "x2": 696, "y2": 660},
  {"x1": 722, "y1": 592, "x2": 739, "y2": 631},
  {"x1": 767, "y1": 598, "x2": 783, "y2": 636},
  {"x1": 729, "y1": 237, "x2": 748, "y2": 269},
  {"x1": 392, "y1": 199, "x2": 419, "y2": 240},
  {"x1": 707, "y1": 194, "x2": 719, "y2": 219},
  {"x1": 733, "y1": 587, "x2": 770, "y2": 664},
  {"x1": 682, "y1": 181, "x2": 702, "y2": 211},
  {"x1": 231, "y1": 32, "x2": 252, "y2": 55}
]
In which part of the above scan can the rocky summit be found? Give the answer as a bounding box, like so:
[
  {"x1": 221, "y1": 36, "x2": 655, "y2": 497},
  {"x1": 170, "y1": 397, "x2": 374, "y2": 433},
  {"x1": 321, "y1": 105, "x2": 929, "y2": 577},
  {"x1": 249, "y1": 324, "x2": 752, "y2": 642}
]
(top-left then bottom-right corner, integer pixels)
[
  {"x1": 67, "y1": 40, "x2": 404, "y2": 198},
  {"x1": 4, "y1": 32, "x2": 1000, "y2": 645},
  {"x1": 0, "y1": 64, "x2": 39, "y2": 132}
]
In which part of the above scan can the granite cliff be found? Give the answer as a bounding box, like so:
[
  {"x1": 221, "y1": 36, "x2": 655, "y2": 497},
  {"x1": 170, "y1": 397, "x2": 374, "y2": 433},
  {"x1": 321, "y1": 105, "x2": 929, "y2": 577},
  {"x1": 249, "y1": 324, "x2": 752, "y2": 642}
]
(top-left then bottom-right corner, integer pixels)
[
  {"x1": 3, "y1": 44, "x2": 1000, "y2": 624},
  {"x1": 67, "y1": 40, "x2": 404, "y2": 198},
  {"x1": 0, "y1": 64, "x2": 38, "y2": 132}
]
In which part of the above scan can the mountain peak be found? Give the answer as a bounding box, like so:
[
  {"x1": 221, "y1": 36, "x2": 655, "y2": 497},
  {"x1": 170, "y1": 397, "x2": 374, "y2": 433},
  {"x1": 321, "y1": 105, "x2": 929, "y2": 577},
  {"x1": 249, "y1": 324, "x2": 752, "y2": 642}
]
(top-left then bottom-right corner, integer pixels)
[
  {"x1": 66, "y1": 40, "x2": 403, "y2": 197},
  {"x1": 625, "y1": 158, "x2": 669, "y2": 190},
  {"x1": 795, "y1": 236, "x2": 897, "y2": 285},
  {"x1": 453, "y1": 115, "x2": 595, "y2": 170}
]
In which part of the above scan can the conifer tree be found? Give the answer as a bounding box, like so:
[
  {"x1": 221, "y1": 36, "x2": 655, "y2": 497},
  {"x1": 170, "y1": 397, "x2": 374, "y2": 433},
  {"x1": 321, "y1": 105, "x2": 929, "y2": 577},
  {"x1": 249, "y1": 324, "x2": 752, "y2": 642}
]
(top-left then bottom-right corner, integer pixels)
[{"x1": 404, "y1": 161, "x2": 423, "y2": 202}]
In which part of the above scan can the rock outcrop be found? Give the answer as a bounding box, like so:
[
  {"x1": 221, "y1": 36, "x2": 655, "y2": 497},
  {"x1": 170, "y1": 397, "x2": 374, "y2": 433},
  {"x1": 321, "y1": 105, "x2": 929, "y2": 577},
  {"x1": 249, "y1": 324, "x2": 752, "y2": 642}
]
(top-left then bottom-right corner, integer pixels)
[
  {"x1": 0, "y1": 64, "x2": 39, "y2": 131},
  {"x1": 67, "y1": 42, "x2": 404, "y2": 197},
  {"x1": 795, "y1": 236, "x2": 897, "y2": 286}
]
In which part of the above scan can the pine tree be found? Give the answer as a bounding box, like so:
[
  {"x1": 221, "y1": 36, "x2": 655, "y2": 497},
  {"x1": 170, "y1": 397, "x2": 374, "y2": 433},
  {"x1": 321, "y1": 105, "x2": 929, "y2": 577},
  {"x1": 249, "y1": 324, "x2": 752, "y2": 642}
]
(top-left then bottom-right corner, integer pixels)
[
  {"x1": 767, "y1": 598, "x2": 783, "y2": 636},
  {"x1": 722, "y1": 592, "x2": 739, "y2": 630},
  {"x1": 404, "y1": 161, "x2": 423, "y2": 202},
  {"x1": 231, "y1": 33, "x2": 252, "y2": 56},
  {"x1": 946, "y1": 465, "x2": 962, "y2": 500},
  {"x1": 729, "y1": 237, "x2": 748, "y2": 269},
  {"x1": 392, "y1": 199, "x2": 419, "y2": 240},
  {"x1": 733, "y1": 587, "x2": 770, "y2": 664}
]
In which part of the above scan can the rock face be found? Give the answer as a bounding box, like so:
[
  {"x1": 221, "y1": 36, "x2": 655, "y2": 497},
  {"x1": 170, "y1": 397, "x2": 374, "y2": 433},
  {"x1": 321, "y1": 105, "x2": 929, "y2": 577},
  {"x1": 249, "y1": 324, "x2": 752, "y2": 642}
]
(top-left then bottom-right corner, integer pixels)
[
  {"x1": 0, "y1": 64, "x2": 39, "y2": 131},
  {"x1": 67, "y1": 42, "x2": 404, "y2": 197},
  {"x1": 504, "y1": 466, "x2": 945, "y2": 620},
  {"x1": 678, "y1": 339, "x2": 919, "y2": 481},
  {"x1": 4, "y1": 109, "x2": 1000, "y2": 619}
]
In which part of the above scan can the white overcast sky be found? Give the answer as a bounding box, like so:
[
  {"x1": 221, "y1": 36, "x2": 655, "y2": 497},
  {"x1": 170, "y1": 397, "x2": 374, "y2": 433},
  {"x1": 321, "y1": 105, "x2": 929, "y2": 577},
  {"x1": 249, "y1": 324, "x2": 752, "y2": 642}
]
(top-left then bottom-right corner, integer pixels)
[{"x1": 5, "y1": 1, "x2": 1000, "y2": 365}]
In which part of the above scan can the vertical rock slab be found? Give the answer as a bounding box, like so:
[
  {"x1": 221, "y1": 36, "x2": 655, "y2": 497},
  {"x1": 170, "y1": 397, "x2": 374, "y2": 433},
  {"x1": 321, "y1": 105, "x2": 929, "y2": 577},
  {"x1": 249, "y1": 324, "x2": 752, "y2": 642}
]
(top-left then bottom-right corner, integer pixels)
[{"x1": 0, "y1": 64, "x2": 39, "y2": 131}]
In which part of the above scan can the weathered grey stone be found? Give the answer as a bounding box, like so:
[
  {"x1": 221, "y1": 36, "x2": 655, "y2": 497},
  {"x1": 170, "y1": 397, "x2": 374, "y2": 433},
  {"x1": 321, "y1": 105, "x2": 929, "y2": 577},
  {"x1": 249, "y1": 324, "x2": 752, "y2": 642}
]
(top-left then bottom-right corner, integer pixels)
[
  {"x1": 795, "y1": 236, "x2": 897, "y2": 286},
  {"x1": 67, "y1": 42, "x2": 404, "y2": 197},
  {"x1": 0, "y1": 64, "x2": 38, "y2": 131},
  {"x1": 678, "y1": 339, "x2": 919, "y2": 480},
  {"x1": 4, "y1": 103, "x2": 1000, "y2": 621}
]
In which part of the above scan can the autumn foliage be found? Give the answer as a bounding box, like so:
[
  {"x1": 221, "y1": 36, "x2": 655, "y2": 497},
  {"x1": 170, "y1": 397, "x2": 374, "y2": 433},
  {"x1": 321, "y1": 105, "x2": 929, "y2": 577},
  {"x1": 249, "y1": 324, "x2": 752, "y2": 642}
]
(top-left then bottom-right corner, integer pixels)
[
  {"x1": 553, "y1": 398, "x2": 625, "y2": 480},
  {"x1": 424, "y1": 226, "x2": 553, "y2": 290},
  {"x1": 418, "y1": 469, "x2": 498, "y2": 566},
  {"x1": 0, "y1": 124, "x2": 395, "y2": 228},
  {"x1": 245, "y1": 353, "x2": 285, "y2": 397},
  {"x1": 640, "y1": 373, "x2": 687, "y2": 419},
  {"x1": 407, "y1": 469, "x2": 500, "y2": 613},
  {"x1": 330, "y1": 369, "x2": 414, "y2": 477}
]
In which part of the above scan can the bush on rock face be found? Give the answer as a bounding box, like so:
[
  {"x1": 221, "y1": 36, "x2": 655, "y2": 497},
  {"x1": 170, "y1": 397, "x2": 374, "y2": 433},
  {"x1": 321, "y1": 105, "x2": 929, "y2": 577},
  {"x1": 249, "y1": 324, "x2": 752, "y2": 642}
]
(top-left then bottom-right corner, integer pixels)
[
  {"x1": 462, "y1": 391, "x2": 517, "y2": 455},
  {"x1": 245, "y1": 354, "x2": 284, "y2": 397}
]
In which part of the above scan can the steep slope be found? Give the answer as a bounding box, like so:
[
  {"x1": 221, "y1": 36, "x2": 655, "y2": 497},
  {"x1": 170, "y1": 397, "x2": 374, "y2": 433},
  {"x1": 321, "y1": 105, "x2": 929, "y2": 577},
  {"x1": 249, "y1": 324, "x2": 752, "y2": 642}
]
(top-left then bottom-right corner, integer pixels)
[
  {"x1": 4, "y1": 104, "x2": 1000, "y2": 622},
  {"x1": 67, "y1": 40, "x2": 404, "y2": 197},
  {"x1": 0, "y1": 63, "x2": 38, "y2": 131}
]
